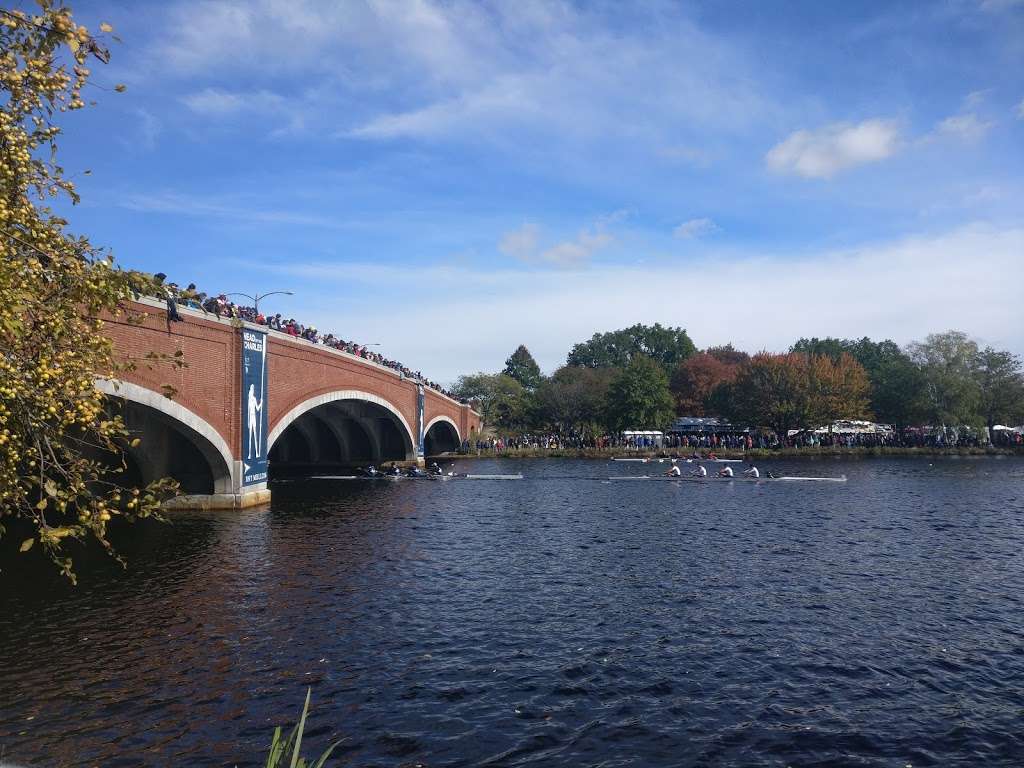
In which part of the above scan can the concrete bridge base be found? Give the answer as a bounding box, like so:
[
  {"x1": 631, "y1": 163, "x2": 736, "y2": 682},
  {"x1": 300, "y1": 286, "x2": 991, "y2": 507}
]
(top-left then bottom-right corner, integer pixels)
[{"x1": 163, "y1": 487, "x2": 271, "y2": 511}]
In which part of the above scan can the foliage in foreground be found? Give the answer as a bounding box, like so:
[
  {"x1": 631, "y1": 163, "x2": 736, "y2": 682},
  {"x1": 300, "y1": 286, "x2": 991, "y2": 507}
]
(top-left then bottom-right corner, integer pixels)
[
  {"x1": 262, "y1": 689, "x2": 341, "y2": 768},
  {"x1": 0, "y1": 2, "x2": 176, "y2": 580}
]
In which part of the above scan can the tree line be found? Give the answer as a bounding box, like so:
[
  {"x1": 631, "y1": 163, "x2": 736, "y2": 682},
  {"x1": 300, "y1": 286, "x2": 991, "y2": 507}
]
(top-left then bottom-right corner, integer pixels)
[{"x1": 453, "y1": 326, "x2": 1024, "y2": 437}]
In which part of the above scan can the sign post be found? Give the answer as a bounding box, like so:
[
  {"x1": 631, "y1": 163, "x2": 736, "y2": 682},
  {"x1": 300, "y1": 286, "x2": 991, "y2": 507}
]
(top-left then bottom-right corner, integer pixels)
[{"x1": 241, "y1": 328, "x2": 269, "y2": 485}]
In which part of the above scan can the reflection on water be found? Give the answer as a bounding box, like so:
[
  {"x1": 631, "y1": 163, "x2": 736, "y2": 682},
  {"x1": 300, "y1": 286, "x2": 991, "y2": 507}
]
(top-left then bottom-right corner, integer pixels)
[{"x1": 2, "y1": 457, "x2": 1024, "y2": 767}]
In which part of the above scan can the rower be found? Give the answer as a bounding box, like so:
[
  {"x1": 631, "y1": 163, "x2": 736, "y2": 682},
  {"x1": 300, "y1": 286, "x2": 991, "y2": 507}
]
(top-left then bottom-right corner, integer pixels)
[
  {"x1": 717, "y1": 465, "x2": 734, "y2": 478},
  {"x1": 407, "y1": 465, "x2": 426, "y2": 477},
  {"x1": 363, "y1": 464, "x2": 379, "y2": 477},
  {"x1": 665, "y1": 460, "x2": 682, "y2": 477},
  {"x1": 430, "y1": 461, "x2": 444, "y2": 476},
  {"x1": 389, "y1": 465, "x2": 402, "y2": 476},
  {"x1": 743, "y1": 463, "x2": 760, "y2": 479},
  {"x1": 692, "y1": 464, "x2": 708, "y2": 477}
]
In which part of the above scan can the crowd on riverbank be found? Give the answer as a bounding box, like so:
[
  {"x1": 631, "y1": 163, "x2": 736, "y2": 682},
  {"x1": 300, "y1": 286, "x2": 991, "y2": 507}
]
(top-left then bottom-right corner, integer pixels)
[
  {"x1": 471, "y1": 427, "x2": 1023, "y2": 454},
  {"x1": 150, "y1": 277, "x2": 461, "y2": 401}
]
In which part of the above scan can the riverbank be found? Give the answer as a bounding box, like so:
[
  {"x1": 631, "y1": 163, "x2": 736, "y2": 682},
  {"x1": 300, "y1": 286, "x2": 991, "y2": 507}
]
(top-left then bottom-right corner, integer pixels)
[{"x1": 443, "y1": 445, "x2": 1023, "y2": 460}]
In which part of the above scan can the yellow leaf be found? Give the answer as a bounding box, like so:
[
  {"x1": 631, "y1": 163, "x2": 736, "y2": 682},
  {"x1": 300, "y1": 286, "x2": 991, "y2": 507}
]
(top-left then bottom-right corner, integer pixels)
[
  {"x1": 99, "y1": 22, "x2": 113, "y2": 33},
  {"x1": 114, "y1": 84, "x2": 126, "y2": 93},
  {"x1": 68, "y1": 37, "x2": 80, "y2": 53},
  {"x1": 36, "y1": 499, "x2": 48, "y2": 510},
  {"x1": 20, "y1": 538, "x2": 34, "y2": 552}
]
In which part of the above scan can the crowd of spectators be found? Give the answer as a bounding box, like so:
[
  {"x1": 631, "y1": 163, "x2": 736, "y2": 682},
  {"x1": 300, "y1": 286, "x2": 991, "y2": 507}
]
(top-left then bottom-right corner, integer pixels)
[
  {"x1": 151, "y1": 276, "x2": 462, "y2": 402},
  {"x1": 471, "y1": 426, "x2": 1022, "y2": 454}
]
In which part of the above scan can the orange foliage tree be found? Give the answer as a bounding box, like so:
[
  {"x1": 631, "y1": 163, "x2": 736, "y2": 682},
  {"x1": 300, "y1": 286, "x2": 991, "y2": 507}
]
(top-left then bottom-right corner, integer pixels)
[{"x1": 720, "y1": 352, "x2": 870, "y2": 436}]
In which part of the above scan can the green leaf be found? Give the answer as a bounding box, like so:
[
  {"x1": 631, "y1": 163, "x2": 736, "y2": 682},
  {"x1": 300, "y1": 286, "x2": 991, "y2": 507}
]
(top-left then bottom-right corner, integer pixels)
[
  {"x1": 20, "y1": 538, "x2": 35, "y2": 552},
  {"x1": 289, "y1": 688, "x2": 312, "y2": 768}
]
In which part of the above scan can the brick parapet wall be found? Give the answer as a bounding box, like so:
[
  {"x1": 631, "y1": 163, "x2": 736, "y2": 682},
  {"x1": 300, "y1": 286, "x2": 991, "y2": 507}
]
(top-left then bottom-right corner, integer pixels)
[{"x1": 105, "y1": 298, "x2": 480, "y2": 455}]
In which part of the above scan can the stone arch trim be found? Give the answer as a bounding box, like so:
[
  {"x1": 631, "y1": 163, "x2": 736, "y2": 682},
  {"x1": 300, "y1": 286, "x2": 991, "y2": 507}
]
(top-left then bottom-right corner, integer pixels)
[
  {"x1": 424, "y1": 415, "x2": 462, "y2": 443},
  {"x1": 268, "y1": 390, "x2": 415, "y2": 455},
  {"x1": 95, "y1": 378, "x2": 235, "y2": 492}
]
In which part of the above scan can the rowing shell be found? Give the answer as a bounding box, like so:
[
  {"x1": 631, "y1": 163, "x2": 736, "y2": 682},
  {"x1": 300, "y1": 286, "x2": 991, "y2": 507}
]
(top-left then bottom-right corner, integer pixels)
[
  {"x1": 607, "y1": 475, "x2": 847, "y2": 483},
  {"x1": 310, "y1": 474, "x2": 524, "y2": 481}
]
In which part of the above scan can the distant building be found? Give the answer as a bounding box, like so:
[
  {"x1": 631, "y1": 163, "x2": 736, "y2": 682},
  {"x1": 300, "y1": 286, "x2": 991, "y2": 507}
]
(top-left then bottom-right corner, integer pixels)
[{"x1": 667, "y1": 416, "x2": 748, "y2": 435}]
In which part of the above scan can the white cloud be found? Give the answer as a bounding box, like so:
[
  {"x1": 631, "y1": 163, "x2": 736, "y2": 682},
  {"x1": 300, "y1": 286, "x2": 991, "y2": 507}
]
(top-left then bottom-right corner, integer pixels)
[
  {"x1": 540, "y1": 229, "x2": 613, "y2": 265},
  {"x1": 498, "y1": 223, "x2": 539, "y2": 260},
  {"x1": 133, "y1": 108, "x2": 161, "y2": 150},
  {"x1": 1016, "y1": 98, "x2": 1024, "y2": 119},
  {"x1": 673, "y1": 217, "x2": 718, "y2": 239},
  {"x1": 766, "y1": 119, "x2": 901, "y2": 179},
  {"x1": 120, "y1": 192, "x2": 359, "y2": 229},
  {"x1": 152, "y1": 1, "x2": 768, "y2": 146},
  {"x1": 258, "y1": 225, "x2": 1024, "y2": 382},
  {"x1": 496, "y1": 211, "x2": 626, "y2": 265},
  {"x1": 936, "y1": 113, "x2": 994, "y2": 142},
  {"x1": 180, "y1": 88, "x2": 285, "y2": 117}
]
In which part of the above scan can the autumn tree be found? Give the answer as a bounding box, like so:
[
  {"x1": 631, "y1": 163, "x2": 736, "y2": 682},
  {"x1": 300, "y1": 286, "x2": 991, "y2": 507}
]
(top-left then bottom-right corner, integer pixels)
[
  {"x1": 0, "y1": 2, "x2": 175, "y2": 579},
  {"x1": 792, "y1": 336, "x2": 923, "y2": 426},
  {"x1": 720, "y1": 353, "x2": 870, "y2": 437},
  {"x1": 604, "y1": 356, "x2": 675, "y2": 432},
  {"x1": 670, "y1": 352, "x2": 741, "y2": 416},
  {"x1": 567, "y1": 323, "x2": 696, "y2": 372},
  {"x1": 502, "y1": 344, "x2": 542, "y2": 391}
]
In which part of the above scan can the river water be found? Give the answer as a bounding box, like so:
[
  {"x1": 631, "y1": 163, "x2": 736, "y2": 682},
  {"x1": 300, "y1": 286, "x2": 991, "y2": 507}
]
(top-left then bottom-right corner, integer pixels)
[{"x1": 1, "y1": 457, "x2": 1023, "y2": 767}]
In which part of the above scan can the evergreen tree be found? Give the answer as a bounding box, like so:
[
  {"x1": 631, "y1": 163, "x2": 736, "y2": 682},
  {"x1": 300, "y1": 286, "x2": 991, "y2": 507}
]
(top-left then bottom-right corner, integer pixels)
[{"x1": 502, "y1": 345, "x2": 542, "y2": 390}]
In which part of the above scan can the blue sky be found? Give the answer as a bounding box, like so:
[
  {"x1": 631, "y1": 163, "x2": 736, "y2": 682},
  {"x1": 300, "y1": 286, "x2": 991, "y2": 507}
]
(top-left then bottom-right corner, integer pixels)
[{"x1": 49, "y1": 0, "x2": 1024, "y2": 381}]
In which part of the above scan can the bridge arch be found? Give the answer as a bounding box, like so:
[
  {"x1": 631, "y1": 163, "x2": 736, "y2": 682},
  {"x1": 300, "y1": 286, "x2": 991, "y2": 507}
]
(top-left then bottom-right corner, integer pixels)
[
  {"x1": 95, "y1": 379, "x2": 235, "y2": 494},
  {"x1": 424, "y1": 415, "x2": 462, "y2": 456},
  {"x1": 268, "y1": 390, "x2": 416, "y2": 467}
]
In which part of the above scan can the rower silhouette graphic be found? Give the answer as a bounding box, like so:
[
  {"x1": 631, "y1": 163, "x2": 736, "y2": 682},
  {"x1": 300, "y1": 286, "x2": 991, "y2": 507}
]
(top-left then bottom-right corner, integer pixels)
[{"x1": 247, "y1": 383, "x2": 263, "y2": 459}]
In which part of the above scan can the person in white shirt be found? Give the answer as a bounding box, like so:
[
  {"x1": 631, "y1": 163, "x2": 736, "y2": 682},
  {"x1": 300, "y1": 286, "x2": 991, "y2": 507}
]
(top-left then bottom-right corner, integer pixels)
[
  {"x1": 692, "y1": 464, "x2": 708, "y2": 477},
  {"x1": 665, "y1": 461, "x2": 682, "y2": 477},
  {"x1": 718, "y1": 465, "x2": 734, "y2": 478},
  {"x1": 743, "y1": 463, "x2": 760, "y2": 478}
]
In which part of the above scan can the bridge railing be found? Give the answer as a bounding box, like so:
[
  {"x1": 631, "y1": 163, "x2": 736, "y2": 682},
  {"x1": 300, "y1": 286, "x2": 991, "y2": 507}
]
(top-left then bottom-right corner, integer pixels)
[{"x1": 129, "y1": 296, "x2": 480, "y2": 416}]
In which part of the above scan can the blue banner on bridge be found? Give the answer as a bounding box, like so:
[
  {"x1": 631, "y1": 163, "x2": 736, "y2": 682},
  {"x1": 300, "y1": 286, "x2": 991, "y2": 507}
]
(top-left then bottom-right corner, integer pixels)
[
  {"x1": 241, "y1": 329, "x2": 268, "y2": 485},
  {"x1": 417, "y1": 384, "x2": 425, "y2": 457}
]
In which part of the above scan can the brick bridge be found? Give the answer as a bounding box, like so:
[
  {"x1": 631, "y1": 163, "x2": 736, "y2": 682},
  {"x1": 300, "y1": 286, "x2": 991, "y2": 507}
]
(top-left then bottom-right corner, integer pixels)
[{"x1": 100, "y1": 299, "x2": 480, "y2": 509}]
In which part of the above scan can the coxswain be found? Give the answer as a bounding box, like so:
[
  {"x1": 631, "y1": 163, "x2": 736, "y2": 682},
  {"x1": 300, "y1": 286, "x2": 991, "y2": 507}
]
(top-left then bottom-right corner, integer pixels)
[
  {"x1": 692, "y1": 463, "x2": 708, "y2": 477},
  {"x1": 743, "y1": 463, "x2": 760, "y2": 479},
  {"x1": 718, "y1": 465, "x2": 734, "y2": 478}
]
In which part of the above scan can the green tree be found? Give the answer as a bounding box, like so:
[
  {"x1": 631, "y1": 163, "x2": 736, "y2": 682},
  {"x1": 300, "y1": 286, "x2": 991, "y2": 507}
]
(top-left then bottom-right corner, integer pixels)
[
  {"x1": 604, "y1": 356, "x2": 675, "y2": 432},
  {"x1": 567, "y1": 323, "x2": 696, "y2": 372},
  {"x1": 533, "y1": 365, "x2": 614, "y2": 435},
  {"x1": 502, "y1": 344, "x2": 542, "y2": 391},
  {"x1": 451, "y1": 373, "x2": 527, "y2": 430},
  {"x1": 705, "y1": 343, "x2": 749, "y2": 367},
  {"x1": 975, "y1": 347, "x2": 1024, "y2": 432},
  {"x1": 908, "y1": 331, "x2": 982, "y2": 427},
  {"x1": 0, "y1": 3, "x2": 174, "y2": 580}
]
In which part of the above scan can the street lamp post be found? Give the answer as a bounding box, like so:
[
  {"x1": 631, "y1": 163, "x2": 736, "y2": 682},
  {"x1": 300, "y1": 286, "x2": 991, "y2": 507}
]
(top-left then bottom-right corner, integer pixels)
[{"x1": 225, "y1": 290, "x2": 294, "y2": 316}]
